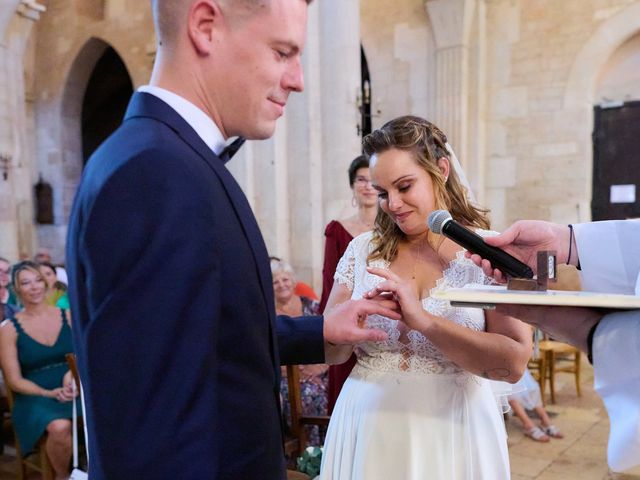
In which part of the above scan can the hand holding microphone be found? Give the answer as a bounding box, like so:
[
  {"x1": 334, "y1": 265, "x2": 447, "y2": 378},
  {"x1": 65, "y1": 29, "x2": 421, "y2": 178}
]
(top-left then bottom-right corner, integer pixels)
[{"x1": 428, "y1": 210, "x2": 534, "y2": 279}]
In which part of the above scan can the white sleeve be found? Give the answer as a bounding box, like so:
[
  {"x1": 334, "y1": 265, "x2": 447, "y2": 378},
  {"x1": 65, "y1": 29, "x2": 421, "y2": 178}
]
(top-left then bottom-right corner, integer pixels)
[
  {"x1": 573, "y1": 220, "x2": 640, "y2": 295},
  {"x1": 334, "y1": 239, "x2": 357, "y2": 292},
  {"x1": 592, "y1": 311, "x2": 640, "y2": 472}
]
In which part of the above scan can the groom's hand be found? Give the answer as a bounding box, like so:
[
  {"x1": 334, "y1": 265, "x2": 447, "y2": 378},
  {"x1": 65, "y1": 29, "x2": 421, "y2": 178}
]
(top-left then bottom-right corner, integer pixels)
[{"x1": 323, "y1": 298, "x2": 400, "y2": 364}]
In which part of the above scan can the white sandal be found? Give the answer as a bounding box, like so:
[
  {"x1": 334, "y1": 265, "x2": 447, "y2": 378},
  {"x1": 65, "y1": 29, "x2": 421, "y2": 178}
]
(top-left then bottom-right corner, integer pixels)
[
  {"x1": 543, "y1": 424, "x2": 564, "y2": 439},
  {"x1": 525, "y1": 426, "x2": 550, "y2": 442}
]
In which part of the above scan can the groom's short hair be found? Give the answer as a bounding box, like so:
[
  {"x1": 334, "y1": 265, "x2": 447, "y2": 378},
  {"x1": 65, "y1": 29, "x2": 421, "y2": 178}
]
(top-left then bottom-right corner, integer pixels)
[{"x1": 152, "y1": 0, "x2": 313, "y2": 47}]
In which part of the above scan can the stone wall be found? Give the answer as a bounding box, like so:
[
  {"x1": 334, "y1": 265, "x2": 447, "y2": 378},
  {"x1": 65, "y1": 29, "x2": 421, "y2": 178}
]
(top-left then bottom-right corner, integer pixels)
[
  {"x1": 2, "y1": 0, "x2": 640, "y2": 284},
  {"x1": 31, "y1": 0, "x2": 155, "y2": 263},
  {"x1": 0, "y1": 1, "x2": 44, "y2": 262},
  {"x1": 361, "y1": 0, "x2": 436, "y2": 128},
  {"x1": 484, "y1": 0, "x2": 640, "y2": 229}
]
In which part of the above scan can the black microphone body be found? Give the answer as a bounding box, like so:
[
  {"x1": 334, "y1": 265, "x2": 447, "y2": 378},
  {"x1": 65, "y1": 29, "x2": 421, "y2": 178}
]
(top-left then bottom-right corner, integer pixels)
[{"x1": 439, "y1": 218, "x2": 534, "y2": 279}]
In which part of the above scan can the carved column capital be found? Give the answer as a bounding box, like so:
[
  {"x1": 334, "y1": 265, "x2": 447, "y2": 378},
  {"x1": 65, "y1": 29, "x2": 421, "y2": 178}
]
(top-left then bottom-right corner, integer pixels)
[{"x1": 425, "y1": 0, "x2": 476, "y2": 49}]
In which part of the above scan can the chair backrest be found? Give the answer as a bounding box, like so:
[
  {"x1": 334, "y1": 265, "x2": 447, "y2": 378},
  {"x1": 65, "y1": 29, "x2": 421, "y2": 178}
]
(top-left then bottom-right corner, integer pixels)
[
  {"x1": 538, "y1": 339, "x2": 582, "y2": 403},
  {"x1": 0, "y1": 367, "x2": 54, "y2": 480},
  {"x1": 284, "y1": 365, "x2": 330, "y2": 459},
  {"x1": 65, "y1": 353, "x2": 80, "y2": 387}
]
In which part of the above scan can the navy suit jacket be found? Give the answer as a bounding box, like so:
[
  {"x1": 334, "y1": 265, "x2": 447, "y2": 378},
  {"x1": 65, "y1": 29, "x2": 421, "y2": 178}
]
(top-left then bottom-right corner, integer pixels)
[{"x1": 66, "y1": 92, "x2": 325, "y2": 479}]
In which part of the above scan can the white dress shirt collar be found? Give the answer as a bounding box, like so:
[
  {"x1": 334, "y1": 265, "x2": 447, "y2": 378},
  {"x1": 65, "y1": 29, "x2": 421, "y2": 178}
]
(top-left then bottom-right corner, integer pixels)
[{"x1": 138, "y1": 85, "x2": 229, "y2": 156}]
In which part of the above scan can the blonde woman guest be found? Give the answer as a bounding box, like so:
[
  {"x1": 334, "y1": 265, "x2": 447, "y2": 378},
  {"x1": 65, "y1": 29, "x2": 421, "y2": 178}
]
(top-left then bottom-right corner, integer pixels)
[{"x1": 0, "y1": 261, "x2": 77, "y2": 480}]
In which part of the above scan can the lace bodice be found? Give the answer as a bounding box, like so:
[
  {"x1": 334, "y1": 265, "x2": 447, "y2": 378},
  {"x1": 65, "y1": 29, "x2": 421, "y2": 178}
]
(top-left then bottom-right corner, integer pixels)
[{"x1": 334, "y1": 230, "x2": 497, "y2": 376}]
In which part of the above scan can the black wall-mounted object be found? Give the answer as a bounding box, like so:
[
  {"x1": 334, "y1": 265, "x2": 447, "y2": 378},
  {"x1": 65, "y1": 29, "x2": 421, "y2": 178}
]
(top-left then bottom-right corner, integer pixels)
[{"x1": 34, "y1": 175, "x2": 53, "y2": 224}]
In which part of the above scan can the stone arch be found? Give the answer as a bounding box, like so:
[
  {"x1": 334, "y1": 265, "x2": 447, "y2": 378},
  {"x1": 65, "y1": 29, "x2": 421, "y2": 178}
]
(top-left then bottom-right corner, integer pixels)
[
  {"x1": 58, "y1": 37, "x2": 132, "y2": 221},
  {"x1": 595, "y1": 32, "x2": 640, "y2": 103},
  {"x1": 564, "y1": 2, "x2": 640, "y2": 110},
  {"x1": 562, "y1": 2, "x2": 640, "y2": 216}
]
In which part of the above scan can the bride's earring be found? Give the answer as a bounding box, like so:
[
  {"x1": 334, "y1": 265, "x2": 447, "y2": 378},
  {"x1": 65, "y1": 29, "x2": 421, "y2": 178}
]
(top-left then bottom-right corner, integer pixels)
[{"x1": 352, "y1": 195, "x2": 357, "y2": 207}]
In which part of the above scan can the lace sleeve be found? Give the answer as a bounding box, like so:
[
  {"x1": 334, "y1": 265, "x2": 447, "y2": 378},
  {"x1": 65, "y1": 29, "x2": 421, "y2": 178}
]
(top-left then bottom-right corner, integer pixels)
[
  {"x1": 434, "y1": 229, "x2": 501, "y2": 289},
  {"x1": 334, "y1": 238, "x2": 357, "y2": 292}
]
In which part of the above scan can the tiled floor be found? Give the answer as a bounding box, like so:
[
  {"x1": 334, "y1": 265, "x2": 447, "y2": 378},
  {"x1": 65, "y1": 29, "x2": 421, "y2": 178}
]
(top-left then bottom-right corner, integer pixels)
[
  {"x1": 0, "y1": 359, "x2": 637, "y2": 479},
  {"x1": 507, "y1": 357, "x2": 640, "y2": 480}
]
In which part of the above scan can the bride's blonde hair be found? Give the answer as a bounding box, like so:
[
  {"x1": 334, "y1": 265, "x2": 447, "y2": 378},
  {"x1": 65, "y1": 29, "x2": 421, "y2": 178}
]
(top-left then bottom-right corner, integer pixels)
[{"x1": 363, "y1": 115, "x2": 490, "y2": 263}]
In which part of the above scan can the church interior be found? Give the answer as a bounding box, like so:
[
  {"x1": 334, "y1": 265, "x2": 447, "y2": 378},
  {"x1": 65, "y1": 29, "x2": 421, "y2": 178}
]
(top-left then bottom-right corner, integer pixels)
[{"x1": 0, "y1": 0, "x2": 639, "y2": 478}]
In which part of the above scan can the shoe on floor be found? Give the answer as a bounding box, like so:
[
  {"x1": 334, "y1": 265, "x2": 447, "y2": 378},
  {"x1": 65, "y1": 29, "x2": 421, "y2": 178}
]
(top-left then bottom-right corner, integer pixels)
[
  {"x1": 543, "y1": 424, "x2": 564, "y2": 439},
  {"x1": 525, "y1": 426, "x2": 550, "y2": 442}
]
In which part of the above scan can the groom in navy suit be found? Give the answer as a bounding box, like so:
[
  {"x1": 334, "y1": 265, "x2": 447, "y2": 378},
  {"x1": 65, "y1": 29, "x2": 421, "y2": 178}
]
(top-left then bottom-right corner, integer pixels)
[{"x1": 65, "y1": 1, "x2": 397, "y2": 479}]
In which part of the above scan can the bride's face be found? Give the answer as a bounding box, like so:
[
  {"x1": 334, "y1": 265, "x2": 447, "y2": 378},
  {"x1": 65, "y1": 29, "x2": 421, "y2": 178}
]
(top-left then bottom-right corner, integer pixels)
[{"x1": 371, "y1": 148, "x2": 448, "y2": 237}]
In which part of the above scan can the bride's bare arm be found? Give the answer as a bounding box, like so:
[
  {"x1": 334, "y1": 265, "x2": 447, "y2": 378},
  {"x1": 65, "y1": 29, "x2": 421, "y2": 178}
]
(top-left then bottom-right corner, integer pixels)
[
  {"x1": 418, "y1": 309, "x2": 531, "y2": 382},
  {"x1": 365, "y1": 266, "x2": 531, "y2": 382}
]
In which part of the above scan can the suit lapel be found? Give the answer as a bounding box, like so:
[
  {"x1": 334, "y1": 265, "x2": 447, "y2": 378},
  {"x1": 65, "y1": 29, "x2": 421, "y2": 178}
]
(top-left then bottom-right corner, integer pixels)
[{"x1": 124, "y1": 92, "x2": 278, "y2": 360}]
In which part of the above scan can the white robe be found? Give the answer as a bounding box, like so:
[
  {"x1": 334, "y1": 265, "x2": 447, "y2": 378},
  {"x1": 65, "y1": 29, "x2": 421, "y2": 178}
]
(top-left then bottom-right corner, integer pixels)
[{"x1": 574, "y1": 220, "x2": 640, "y2": 472}]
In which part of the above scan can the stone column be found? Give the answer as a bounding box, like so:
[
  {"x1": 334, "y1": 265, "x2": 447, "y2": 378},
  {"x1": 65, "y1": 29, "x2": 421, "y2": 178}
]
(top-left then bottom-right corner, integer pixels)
[
  {"x1": 285, "y1": 0, "x2": 325, "y2": 289},
  {"x1": 228, "y1": 1, "x2": 361, "y2": 290},
  {"x1": 0, "y1": 0, "x2": 45, "y2": 261},
  {"x1": 425, "y1": 0, "x2": 476, "y2": 162},
  {"x1": 0, "y1": 1, "x2": 21, "y2": 38},
  {"x1": 319, "y1": 0, "x2": 362, "y2": 223}
]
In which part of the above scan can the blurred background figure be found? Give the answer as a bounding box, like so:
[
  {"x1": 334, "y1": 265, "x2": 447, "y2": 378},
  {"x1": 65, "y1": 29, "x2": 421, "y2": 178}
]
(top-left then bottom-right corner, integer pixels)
[
  {"x1": 33, "y1": 249, "x2": 52, "y2": 264},
  {"x1": 320, "y1": 155, "x2": 377, "y2": 413},
  {"x1": 37, "y1": 262, "x2": 70, "y2": 310},
  {"x1": 0, "y1": 257, "x2": 18, "y2": 320},
  {"x1": 0, "y1": 261, "x2": 77, "y2": 480},
  {"x1": 509, "y1": 368, "x2": 564, "y2": 442},
  {"x1": 270, "y1": 256, "x2": 319, "y2": 301},
  {"x1": 271, "y1": 258, "x2": 328, "y2": 447}
]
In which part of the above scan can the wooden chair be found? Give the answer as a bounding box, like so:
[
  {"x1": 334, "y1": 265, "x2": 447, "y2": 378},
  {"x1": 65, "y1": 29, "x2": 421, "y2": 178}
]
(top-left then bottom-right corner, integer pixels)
[
  {"x1": 538, "y1": 340, "x2": 581, "y2": 404},
  {"x1": 64, "y1": 354, "x2": 80, "y2": 393},
  {"x1": 286, "y1": 469, "x2": 311, "y2": 480},
  {"x1": 283, "y1": 365, "x2": 330, "y2": 460},
  {"x1": 3, "y1": 383, "x2": 54, "y2": 480},
  {"x1": 527, "y1": 355, "x2": 547, "y2": 404}
]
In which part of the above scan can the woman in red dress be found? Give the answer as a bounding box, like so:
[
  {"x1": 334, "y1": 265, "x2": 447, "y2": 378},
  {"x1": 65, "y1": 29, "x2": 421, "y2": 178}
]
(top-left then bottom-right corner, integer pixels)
[{"x1": 320, "y1": 155, "x2": 378, "y2": 412}]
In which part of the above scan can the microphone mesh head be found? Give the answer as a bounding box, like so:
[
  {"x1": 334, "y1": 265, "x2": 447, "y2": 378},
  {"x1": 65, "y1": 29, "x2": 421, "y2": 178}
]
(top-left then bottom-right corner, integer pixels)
[{"x1": 428, "y1": 210, "x2": 452, "y2": 234}]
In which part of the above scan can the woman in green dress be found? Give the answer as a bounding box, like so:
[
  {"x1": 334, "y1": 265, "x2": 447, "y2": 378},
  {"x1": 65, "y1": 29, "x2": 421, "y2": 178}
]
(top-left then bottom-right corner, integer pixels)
[{"x1": 0, "y1": 261, "x2": 77, "y2": 480}]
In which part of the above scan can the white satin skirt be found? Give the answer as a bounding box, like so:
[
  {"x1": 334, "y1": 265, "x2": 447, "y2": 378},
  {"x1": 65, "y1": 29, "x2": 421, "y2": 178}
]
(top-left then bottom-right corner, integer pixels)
[{"x1": 319, "y1": 365, "x2": 510, "y2": 480}]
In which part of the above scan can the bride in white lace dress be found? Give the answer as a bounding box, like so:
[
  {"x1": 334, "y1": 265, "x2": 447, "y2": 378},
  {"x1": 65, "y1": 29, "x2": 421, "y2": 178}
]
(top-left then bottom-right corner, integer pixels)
[{"x1": 320, "y1": 116, "x2": 531, "y2": 480}]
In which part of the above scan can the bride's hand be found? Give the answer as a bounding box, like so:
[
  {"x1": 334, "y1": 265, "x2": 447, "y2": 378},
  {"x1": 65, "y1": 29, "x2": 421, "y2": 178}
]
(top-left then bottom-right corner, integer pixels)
[{"x1": 363, "y1": 267, "x2": 432, "y2": 332}]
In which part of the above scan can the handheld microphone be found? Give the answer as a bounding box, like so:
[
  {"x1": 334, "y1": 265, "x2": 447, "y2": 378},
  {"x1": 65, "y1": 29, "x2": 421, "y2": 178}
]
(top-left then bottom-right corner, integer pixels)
[{"x1": 428, "y1": 210, "x2": 534, "y2": 279}]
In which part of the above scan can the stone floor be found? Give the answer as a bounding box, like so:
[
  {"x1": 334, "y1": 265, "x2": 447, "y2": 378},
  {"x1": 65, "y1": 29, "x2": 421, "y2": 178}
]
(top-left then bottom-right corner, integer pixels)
[
  {"x1": 0, "y1": 359, "x2": 637, "y2": 479},
  {"x1": 507, "y1": 357, "x2": 640, "y2": 480}
]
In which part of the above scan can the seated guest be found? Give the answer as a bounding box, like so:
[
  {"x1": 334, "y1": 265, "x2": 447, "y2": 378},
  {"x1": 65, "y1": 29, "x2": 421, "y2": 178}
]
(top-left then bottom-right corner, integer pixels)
[
  {"x1": 37, "y1": 262, "x2": 69, "y2": 310},
  {"x1": 271, "y1": 258, "x2": 328, "y2": 447},
  {"x1": 270, "y1": 256, "x2": 319, "y2": 300},
  {"x1": 33, "y1": 249, "x2": 52, "y2": 264},
  {"x1": 0, "y1": 261, "x2": 78, "y2": 480},
  {"x1": 0, "y1": 257, "x2": 18, "y2": 320},
  {"x1": 509, "y1": 368, "x2": 564, "y2": 442}
]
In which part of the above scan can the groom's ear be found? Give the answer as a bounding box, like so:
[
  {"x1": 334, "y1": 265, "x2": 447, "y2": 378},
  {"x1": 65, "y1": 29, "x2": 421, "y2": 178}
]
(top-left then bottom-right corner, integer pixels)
[{"x1": 436, "y1": 157, "x2": 450, "y2": 180}]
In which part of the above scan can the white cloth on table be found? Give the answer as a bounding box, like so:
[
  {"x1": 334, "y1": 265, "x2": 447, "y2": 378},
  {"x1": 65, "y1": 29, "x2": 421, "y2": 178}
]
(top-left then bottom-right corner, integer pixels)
[
  {"x1": 319, "y1": 231, "x2": 510, "y2": 480},
  {"x1": 574, "y1": 220, "x2": 640, "y2": 472}
]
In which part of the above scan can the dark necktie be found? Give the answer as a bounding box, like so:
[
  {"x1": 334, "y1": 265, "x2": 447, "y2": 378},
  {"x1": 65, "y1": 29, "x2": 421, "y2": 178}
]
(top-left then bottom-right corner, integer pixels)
[{"x1": 219, "y1": 137, "x2": 246, "y2": 164}]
